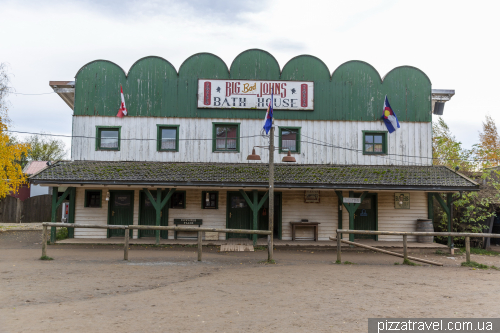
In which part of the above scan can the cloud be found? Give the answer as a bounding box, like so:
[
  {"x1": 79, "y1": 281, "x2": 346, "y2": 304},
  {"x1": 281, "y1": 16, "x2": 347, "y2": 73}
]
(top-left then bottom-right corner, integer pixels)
[{"x1": 72, "y1": 0, "x2": 269, "y2": 22}]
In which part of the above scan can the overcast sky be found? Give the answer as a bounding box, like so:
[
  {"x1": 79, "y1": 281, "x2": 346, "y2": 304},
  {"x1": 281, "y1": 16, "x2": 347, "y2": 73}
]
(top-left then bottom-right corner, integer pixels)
[{"x1": 2, "y1": 0, "x2": 499, "y2": 155}]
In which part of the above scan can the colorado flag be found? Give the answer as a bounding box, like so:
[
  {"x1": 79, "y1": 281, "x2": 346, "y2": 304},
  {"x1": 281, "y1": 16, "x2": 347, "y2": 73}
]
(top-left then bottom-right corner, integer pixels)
[{"x1": 382, "y1": 95, "x2": 400, "y2": 133}]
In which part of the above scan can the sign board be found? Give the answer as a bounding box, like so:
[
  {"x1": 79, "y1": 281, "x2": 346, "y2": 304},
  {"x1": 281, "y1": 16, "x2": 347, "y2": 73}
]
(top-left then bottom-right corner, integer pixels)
[
  {"x1": 173, "y1": 219, "x2": 202, "y2": 225},
  {"x1": 343, "y1": 197, "x2": 361, "y2": 204},
  {"x1": 198, "y1": 79, "x2": 314, "y2": 110},
  {"x1": 394, "y1": 193, "x2": 410, "y2": 209},
  {"x1": 304, "y1": 190, "x2": 320, "y2": 203}
]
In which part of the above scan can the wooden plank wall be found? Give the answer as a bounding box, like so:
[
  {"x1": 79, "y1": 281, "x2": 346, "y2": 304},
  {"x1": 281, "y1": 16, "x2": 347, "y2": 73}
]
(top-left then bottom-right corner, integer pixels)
[
  {"x1": 0, "y1": 196, "x2": 18, "y2": 222},
  {"x1": 72, "y1": 117, "x2": 432, "y2": 166},
  {"x1": 71, "y1": 188, "x2": 429, "y2": 242},
  {"x1": 281, "y1": 190, "x2": 337, "y2": 241}
]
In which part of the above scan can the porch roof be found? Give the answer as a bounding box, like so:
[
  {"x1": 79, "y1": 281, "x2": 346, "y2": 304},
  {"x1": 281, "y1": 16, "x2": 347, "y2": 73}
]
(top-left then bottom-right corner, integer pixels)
[{"x1": 29, "y1": 161, "x2": 478, "y2": 191}]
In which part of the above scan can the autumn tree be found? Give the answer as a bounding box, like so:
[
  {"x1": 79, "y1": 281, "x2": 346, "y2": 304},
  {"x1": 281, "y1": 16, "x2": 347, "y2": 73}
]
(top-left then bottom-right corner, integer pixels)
[
  {"x1": 477, "y1": 115, "x2": 500, "y2": 169},
  {"x1": 432, "y1": 117, "x2": 476, "y2": 172},
  {"x1": 0, "y1": 63, "x2": 29, "y2": 198},
  {"x1": 11, "y1": 134, "x2": 67, "y2": 168}
]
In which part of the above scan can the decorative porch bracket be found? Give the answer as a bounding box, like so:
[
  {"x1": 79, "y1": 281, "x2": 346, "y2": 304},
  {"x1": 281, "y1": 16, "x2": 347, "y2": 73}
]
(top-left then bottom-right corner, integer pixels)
[
  {"x1": 239, "y1": 190, "x2": 269, "y2": 246},
  {"x1": 50, "y1": 187, "x2": 75, "y2": 243},
  {"x1": 335, "y1": 191, "x2": 368, "y2": 242},
  {"x1": 143, "y1": 188, "x2": 177, "y2": 245},
  {"x1": 429, "y1": 192, "x2": 453, "y2": 247}
]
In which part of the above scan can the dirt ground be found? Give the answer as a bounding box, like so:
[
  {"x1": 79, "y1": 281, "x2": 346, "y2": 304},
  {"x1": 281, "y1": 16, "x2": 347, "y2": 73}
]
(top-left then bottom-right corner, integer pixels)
[{"x1": 1, "y1": 231, "x2": 499, "y2": 333}]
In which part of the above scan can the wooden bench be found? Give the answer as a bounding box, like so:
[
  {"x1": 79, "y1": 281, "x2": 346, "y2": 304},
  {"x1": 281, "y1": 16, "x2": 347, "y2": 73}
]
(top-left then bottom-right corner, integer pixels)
[
  {"x1": 174, "y1": 219, "x2": 202, "y2": 239},
  {"x1": 290, "y1": 222, "x2": 320, "y2": 241}
]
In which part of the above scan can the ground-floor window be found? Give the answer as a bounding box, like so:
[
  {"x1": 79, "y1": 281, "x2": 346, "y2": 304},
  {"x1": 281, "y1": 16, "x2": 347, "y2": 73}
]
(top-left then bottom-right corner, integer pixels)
[
  {"x1": 170, "y1": 191, "x2": 186, "y2": 209},
  {"x1": 202, "y1": 191, "x2": 218, "y2": 209}
]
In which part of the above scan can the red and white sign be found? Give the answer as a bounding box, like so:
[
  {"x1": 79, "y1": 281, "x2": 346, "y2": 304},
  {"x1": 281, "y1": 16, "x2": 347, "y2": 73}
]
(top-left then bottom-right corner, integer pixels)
[{"x1": 198, "y1": 79, "x2": 314, "y2": 110}]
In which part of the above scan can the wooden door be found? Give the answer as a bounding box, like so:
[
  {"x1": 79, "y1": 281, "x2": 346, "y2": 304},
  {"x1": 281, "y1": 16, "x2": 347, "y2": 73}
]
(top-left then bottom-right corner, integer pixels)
[
  {"x1": 226, "y1": 192, "x2": 252, "y2": 239},
  {"x1": 139, "y1": 191, "x2": 169, "y2": 239},
  {"x1": 354, "y1": 194, "x2": 377, "y2": 240},
  {"x1": 108, "y1": 191, "x2": 134, "y2": 237},
  {"x1": 257, "y1": 192, "x2": 282, "y2": 239}
]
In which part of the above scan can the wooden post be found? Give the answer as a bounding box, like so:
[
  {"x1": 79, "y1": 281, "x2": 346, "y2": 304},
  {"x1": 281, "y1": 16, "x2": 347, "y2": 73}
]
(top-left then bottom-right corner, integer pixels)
[
  {"x1": 51, "y1": 187, "x2": 58, "y2": 243},
  {"x1": 155, "y1": 188, "x2": 162, "y2": 245},
  {"x1": 465, "y1": 236, "x2": 470, "y2": 263},
  {"x1": 403, "y1": 234, "x2": 408, "y2": 261},
  {"x1": 252, "y1": 190, "x2": 258, "y2": 246},
  {"x1": 124, "y1": 227, "x2": 129, "y2": 260},
  {"x1": 15, "y1": 198, "x2": 23, "y2": 223},
  {"x1": 198, "y1": 231, "x2": 202, "y2": 261},
  {"x1": 447, "y1": 193, "x2": 453, "y2": 248},
  {"x1": 68, "y1": 187, "x2": 76, "y2": 238},
  {"x1": 42, "y1": 225, "x2": 47, "y2": 258},
  {"x1": 336, "y1": 231, "x2": 341, "y2": 263},
  {"x1": 268, "y1": 124, "x2": 274, "y2": 262}
]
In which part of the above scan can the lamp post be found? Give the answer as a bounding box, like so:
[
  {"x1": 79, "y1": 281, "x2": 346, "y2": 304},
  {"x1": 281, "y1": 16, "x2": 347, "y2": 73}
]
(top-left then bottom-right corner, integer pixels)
[{"x1": 247, "y1": 124, "x2": 296, "y2": 262}]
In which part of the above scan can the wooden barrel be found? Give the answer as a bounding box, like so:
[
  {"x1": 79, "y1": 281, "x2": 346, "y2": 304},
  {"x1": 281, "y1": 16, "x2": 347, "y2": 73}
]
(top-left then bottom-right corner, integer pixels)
[{"x1": 416, "y1": 219, "x2": 434, "y2": 243}]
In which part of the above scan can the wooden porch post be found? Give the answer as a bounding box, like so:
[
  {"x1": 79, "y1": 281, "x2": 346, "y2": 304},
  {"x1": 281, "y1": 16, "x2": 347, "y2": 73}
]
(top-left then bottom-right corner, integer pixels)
[
  {"x1": 143, "y1": 188, "x2": 176, "y2": 246},
  {"x1": 50, "y1": 187, "x2": 58, "y2": 243},
  {"x1": 68, "y1": 187, "x2": 76, "y2": 238},
  {"x1": 239, "y1": 190, "x2": 269, "y2": 247},
  {"x1": 50, "y1": 187, "x2": 72, "y2": 243},
  {"x1": 433, "y1": 193, "x2": 453, "y2": 248},
  {"x1": 427, "y1": 193, "x2": 434, "y2": 220},
  {"x1": 335, "y1": 191, "x2": 368, "y2": 242}
]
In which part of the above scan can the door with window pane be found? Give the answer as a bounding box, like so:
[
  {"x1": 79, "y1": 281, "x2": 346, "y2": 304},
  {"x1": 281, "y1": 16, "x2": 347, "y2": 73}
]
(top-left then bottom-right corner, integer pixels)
[{"x1": 215, "y1": 125, "x2": 238, "y2": 151}]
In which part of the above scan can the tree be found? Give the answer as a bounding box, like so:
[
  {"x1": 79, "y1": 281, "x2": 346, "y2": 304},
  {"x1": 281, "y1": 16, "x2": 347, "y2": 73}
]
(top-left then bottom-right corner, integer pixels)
[
  {"x1": 17, "y1": 134, "x2": 67, "y2": 168},
  {"x1": 0, "y1": 63, "x2": 29, "y2": 198},
  {"x1": 432, "y1": 117, "x2": 476, "y2": 172},
  {"x1": 477, "y1": 115, "x2": 500, "y2": 169}
]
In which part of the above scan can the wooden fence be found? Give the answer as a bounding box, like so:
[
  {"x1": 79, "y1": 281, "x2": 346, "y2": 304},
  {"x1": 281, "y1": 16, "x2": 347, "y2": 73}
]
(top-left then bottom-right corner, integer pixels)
[
  {"x1": 0, "y1": 194, "x2": 61, "y2": 223},
  {"x1": 41, "y1": 223, "x2": 273, "y2": 262},
  {"x1": 332, "y1": 229, "x2": 500, "y2": 266}
]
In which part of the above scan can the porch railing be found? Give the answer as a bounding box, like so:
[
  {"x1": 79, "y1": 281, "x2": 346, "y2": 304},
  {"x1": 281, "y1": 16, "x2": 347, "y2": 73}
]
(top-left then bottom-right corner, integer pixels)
[
  {"x1": 332, "y1": 229, "x2": 500, "y2": 266},
  {"x1": 41, "y1": 223, "x2": 272, "y2": 262}
]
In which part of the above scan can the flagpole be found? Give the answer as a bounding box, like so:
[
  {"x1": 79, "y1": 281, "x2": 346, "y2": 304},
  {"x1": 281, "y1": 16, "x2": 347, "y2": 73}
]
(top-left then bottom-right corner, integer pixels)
[{"x1": 268, "y1": 120, "x2": 274, "y2": 262}]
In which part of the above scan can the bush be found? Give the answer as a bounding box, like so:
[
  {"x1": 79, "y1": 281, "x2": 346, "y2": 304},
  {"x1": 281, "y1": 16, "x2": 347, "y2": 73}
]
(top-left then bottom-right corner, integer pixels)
[{"x1": 56, "y1": 227, "x2": 68, "y2": 240}]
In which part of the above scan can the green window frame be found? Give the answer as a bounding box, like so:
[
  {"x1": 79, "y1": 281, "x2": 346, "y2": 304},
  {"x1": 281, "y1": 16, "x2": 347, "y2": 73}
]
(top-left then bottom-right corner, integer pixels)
[
  {"x1": 362, "y1": 131, "x2": 388, "y2": 155},
  {"x1": 279, "y1": 127, "x2": 301, "y2": 154},
  {"x1": 157, "y1": 125, "x2": 180, "y2": 152},
  {"x1": 170, "y1": 191, "x2": 186, "y2": 209},
  {"x1": 202, "y1": 191, "x2": 218, "y2": 209},
  {"x1": 84, "y1": 190, "x2": 102, "y2": 208},
  {"x1": 95, "y1": 126, "x2": 121, "y2": 151},
  {"x1": 212, "y1": 122, "x2": 240, "y2": 152}
]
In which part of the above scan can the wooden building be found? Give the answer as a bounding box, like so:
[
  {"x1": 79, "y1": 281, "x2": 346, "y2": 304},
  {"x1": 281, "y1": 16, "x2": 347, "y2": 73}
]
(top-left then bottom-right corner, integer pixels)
[{"x1": 32, "y1": 49, "x2": 478, "y2": 244}]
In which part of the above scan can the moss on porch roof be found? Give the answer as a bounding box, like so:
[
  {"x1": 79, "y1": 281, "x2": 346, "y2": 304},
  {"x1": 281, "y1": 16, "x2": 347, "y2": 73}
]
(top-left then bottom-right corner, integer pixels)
[{"x1": 30, "y1": 161, "x2": 478, "y2": 190}]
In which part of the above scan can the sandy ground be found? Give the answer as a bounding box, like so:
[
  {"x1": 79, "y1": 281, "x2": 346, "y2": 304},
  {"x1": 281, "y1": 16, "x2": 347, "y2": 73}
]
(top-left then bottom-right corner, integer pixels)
[{"x1": 1, "y1": 231, "x2": 499, "y2": 333}]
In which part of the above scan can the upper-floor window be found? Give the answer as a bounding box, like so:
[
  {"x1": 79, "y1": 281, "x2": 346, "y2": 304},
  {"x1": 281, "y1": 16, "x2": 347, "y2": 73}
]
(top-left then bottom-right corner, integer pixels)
[
  {"x1": 157, "y1": 125, "x2": 179, "y2": 152},
  {"x1": 212, "y1": 123, "x2": 240, "y2": 152},
  {"x1": 96, "y1": 126, "x2": 120, "y2": 151},
  {"x1": 279, "y1": 127, "x2": 301, "y2": 153},
  {"x1": 363, "y1": 131, "x2": 387, "y2": 155}
]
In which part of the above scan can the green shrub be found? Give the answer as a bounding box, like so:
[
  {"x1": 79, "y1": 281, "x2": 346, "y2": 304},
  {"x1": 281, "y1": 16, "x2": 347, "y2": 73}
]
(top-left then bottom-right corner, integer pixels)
[
  {"x1": 461, "y1": 261, "x2": 488, "y2": 269},
  {"x1": 56, "y1": 227, "x2": 68, "y2": 241}
]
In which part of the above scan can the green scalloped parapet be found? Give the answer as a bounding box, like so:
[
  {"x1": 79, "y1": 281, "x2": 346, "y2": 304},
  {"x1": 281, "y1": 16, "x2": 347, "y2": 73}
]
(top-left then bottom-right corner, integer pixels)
[{"x1": 74, "y1": 49, "x2": 431, "y2": 122}]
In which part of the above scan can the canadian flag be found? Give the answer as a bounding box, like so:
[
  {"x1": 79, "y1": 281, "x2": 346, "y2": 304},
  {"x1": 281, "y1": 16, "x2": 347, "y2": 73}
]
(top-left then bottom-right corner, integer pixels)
[{"x1": 116, "y1": 85, "x2": 128, "y2": 118}]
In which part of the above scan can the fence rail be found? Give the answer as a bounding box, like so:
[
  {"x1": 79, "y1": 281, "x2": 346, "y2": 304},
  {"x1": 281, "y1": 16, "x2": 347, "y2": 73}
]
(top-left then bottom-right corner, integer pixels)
[
  {"x1": 41, "y1": 223, "x2": 272, "y2": 262},
  {"x1": 334, "y1": 229, "x2": 500, "y2": 265}
]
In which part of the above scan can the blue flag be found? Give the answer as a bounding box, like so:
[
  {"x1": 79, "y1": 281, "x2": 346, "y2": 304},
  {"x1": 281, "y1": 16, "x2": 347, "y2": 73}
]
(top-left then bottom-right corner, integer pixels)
[
  {"x1": 263, "y1": 89, "x2": 273, "y2": 134},
  {"x1": 382, "y1": 95, "x2": 400, "y2": 133}
]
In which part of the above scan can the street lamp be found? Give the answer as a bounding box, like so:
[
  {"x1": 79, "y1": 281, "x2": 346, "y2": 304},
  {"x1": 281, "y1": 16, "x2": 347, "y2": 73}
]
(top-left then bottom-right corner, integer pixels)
[{"x1": 246, "y1": 127, "x2": 296, "y2": 261}]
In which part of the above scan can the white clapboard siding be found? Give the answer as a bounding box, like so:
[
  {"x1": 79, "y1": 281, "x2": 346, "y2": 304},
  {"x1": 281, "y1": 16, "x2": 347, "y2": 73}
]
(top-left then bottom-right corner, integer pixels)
[
  {"x1": 74, "y1": 188, "x2": 139, "y2": 239},
  {"x1": 281, "y1": 190, "x2": 337, "y2": 241},
  {"x1": 340, "y1": 191, "x2": 428, "y2": 241},
  {"x1": 168, "y1": 190, "x2": 227, "y2": 240},
  {"x1": 72, "y1": 117, "x2": 432, "y2": 166}
]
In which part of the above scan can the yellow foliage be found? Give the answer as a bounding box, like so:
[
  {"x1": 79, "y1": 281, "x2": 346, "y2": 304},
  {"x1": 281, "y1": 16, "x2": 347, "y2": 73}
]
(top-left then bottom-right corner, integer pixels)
[
  {"x1": 478, "y1": 115, "x2": 500, "y2": 169},
  {"x1": 0, "y1": 116, "x2": 29, "y2": 198}
]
